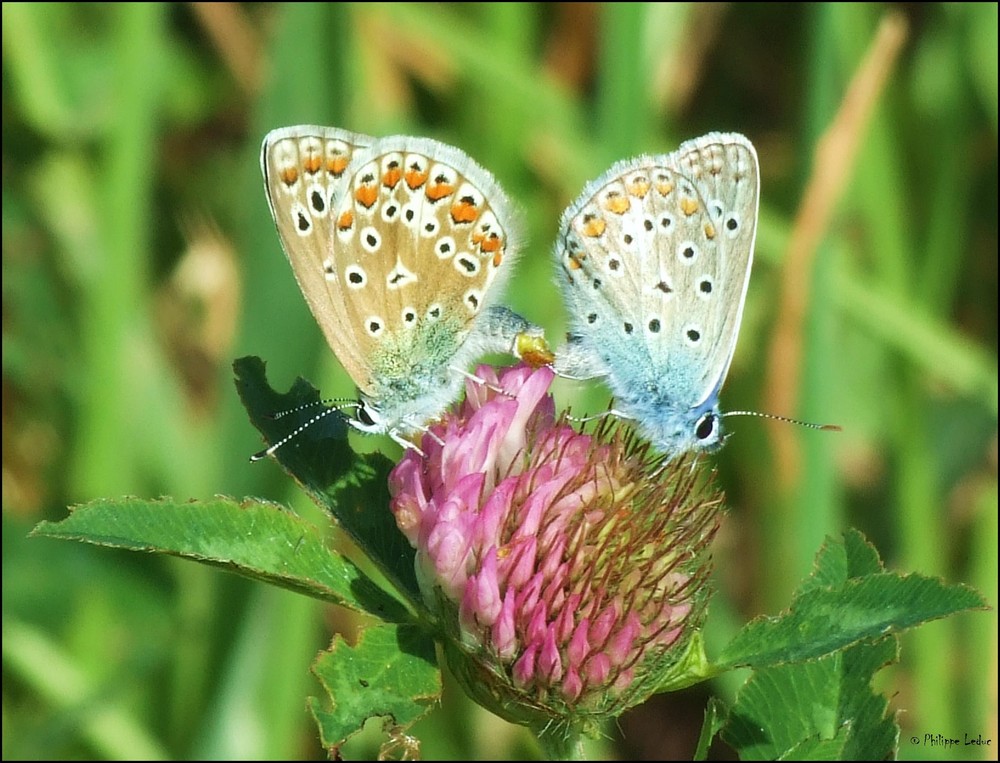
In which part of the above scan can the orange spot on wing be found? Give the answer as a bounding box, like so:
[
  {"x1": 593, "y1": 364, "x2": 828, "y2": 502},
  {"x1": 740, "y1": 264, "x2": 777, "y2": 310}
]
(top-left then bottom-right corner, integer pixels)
[
  {"x1": 303, "y1": 155, "x2": 322, "y2": 174},
  {"x1": 627, "y1": 178, "x2": 651, "y2": 198},
  {"x1": 656, "y1": 179, "x2": 675, "y2": 195},
  {"x1": 337, "y1": 210, "x2": 354, "y2": 230},
  {"x1": 426, "y1": 182, "x2": 454, "y2": 201},
  {"x1": 451, "y1": 200, "x2": 478, "y2": 224},
  {"x1": 327, "y1": 155, "x2": 349, "y2": 176},
  {"x1": 704, "y1": 222, "x2": 716, "y2": 239},
  {"x1": 405, "y1": 168, "x2": 429, "y2": 189},
  {"x1": 354, "y1": 184, "x2": 378, "y2": 209},
  {"x1": 480, "y1": 233, "x2": 502, "y2": 253},
  {"x1": 680, "y1": 197, "x2": 699, "y2": 216},
  {"x1": 582, "y1": 217, "x2": 606, "y2": 237},
  {"x1": 603, "y1": 193, "x2": 630, "y2": 215},
  {"x1": 279, "y1": 167, "x2": 299, "y2": 186},
  {"x1": 382, "y1": 166, "x2": 402, "y2": 188}
]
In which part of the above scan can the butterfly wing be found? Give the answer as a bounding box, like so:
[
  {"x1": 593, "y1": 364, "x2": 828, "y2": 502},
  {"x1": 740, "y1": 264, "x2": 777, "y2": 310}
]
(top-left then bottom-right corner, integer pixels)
[
  {"x1": 555, "y1": 133, "x2": 758, "y2": 451},
  {"x1": 263, "y1": 126, "x2": 540, "y2": 438},
  {"x1": 667, "y1": 133, "x2": 758, "y2": 401},
  {"x1": 261, "y1": 125, "x2": 375, "y2": 385},
  {"x1": 320, "y1": 136, "x2": 525, "y2": 426}
]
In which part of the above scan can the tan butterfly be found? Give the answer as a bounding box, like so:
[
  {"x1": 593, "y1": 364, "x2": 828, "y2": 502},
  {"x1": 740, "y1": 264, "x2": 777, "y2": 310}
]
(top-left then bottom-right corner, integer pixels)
[{"x1": 260, "y1": 125, "x2": 552, "y2": 451}]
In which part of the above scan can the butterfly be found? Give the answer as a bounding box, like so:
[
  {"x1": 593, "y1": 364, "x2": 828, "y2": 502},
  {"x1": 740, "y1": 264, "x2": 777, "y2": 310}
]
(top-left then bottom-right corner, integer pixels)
[
  {"x1": 260, "y1": 125, "x2": 551, "y2": 452},
  {"x1": 553, "y1": 132, "x2": 759, "y2": 457}
]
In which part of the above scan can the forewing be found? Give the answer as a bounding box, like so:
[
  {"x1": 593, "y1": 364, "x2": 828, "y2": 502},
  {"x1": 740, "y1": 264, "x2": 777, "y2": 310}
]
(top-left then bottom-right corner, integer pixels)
[
  {"x1": 260, "y1": 125, "x2": 375, "y2": 386},
  {"x1": 555, "y1": 133, "x2": 758, "y2": 408},
  {"x1": 669, "y1": 133, "x2": 758, "y2": 401},
  {"x1": 327, "y1": 136, "x2": 521, "y2": 398}
]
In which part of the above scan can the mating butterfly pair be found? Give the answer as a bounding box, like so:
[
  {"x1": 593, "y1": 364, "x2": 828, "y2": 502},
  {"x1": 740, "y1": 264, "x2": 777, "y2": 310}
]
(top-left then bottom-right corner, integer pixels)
[{"x1": 259, "y1": 125, "x2": 758, "y2": 458}]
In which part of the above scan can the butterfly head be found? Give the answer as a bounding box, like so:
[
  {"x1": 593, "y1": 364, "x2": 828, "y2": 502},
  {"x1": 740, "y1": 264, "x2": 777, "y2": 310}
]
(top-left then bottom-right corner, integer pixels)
[
  {"x1": 348, "y1": 396, "x2": 386, "y2": 435},
  {"x1": 344, "y1": 393, "x2": 434, "y2": 453},
  {"x1": 689, "y1": 406, "x2": 725, "y2": 453},
  {"x1": 627, "y1": 393, "x2": 727, "y2": 457}
]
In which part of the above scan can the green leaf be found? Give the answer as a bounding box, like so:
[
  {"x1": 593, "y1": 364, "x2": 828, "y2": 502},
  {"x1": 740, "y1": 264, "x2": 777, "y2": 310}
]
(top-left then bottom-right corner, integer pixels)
[
  {"x1": 711, "y1": 530, "x2": 987, "y2": 759},
  {"x1": 234, "y1": 355, "x2": 355, "y2": 484},
  {"x1": 717, "y1": 531, "x2": 988, "y2": 669},
  {"x1": 722, "y1": 638, "x2": 899, "y2": 760},
  {"x1": 693, "y1": 697, "x2": 728, "y2": 761},
  {"x1": 32, "y1": 495, "x2": 409, "y2": 622},
  {"x1": 234, "y1": 356, "x2": 422, "y2": 611},
  {"x1": 308, "y1": 622, "x2": 441, "y2": 757},
  {"x1": 777, "y1": 726, "x2": 851, "y2": 761},
  {"x1": 794, "y1": 528, "x2": 884, "y2": 594}
]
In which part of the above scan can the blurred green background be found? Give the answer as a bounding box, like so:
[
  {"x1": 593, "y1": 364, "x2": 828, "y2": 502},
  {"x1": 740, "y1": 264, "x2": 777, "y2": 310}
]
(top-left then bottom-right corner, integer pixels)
[{"x1": 3, "y1": 3, "x2": 996, "y2": 759}]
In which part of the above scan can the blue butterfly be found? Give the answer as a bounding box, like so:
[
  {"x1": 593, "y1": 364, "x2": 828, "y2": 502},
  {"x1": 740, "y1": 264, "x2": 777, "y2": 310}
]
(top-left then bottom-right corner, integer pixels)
[{"x1": 554, "y1": 133, "x2": 759, "y2": 456}]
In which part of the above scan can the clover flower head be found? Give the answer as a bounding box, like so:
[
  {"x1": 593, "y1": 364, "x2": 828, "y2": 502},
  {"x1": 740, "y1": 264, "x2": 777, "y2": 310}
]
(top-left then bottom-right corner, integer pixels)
[{"x1": 389, "y1": 364, "x2": 721, "y2": 729}]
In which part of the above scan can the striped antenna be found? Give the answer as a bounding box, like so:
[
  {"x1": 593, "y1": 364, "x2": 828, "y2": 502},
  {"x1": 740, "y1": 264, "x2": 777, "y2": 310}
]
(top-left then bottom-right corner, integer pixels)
[
  {"x1": 723, "y1": 409, "x2": 841, "y2": 431},
  {"x1": 250, "y1": 399, "x2": 356, "y2": 462}
]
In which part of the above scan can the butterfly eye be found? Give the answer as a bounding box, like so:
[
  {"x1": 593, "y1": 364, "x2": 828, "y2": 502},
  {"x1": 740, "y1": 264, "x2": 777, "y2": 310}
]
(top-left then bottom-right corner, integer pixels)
[
  {"x1": 356, "y1": 403, "x2": 376, "y2": 428},
  {"x1": 695, "y1": 413, "x2": 717, "y2": 442}
]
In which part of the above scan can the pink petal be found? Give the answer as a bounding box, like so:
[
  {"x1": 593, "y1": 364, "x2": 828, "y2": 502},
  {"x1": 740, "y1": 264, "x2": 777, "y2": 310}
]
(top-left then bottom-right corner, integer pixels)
[
  {"x1": 567, "y1": 618, "x2": 591, "y2": 667},
  {"x1": 476, "y1": 477, "x2": 517, "y2": 548},
  {"x1": 513, "y1": 643, "x2": 538, "y2": 687},
  {"x1": 492, "y1": 589, "x2": 518, "y2": 659},
  {"x1": 606, "y1": 611, "x2": 642, "y2": 665},
  {"x1": 561, "y1": 668, "x2": 583, "y2": 702},
  {"x1": 589, "y1": 602, "x2": 620, "y2": 648},
  {"x1": 538, "y1": 626, "x2": 563, "y2": 683},
  {"x1": 502, "y1": 535, "x2": 537, "y2": 590},
  {"x1": 583, "y1": 653, "x2": 611, "y2": 687}
]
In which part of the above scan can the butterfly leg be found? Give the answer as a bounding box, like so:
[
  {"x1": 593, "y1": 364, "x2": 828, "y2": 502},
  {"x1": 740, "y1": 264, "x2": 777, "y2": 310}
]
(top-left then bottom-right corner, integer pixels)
[
  {"x1": 388, "y1": 427, "x2": 429, "y2": 457},
  {"x1": 451, "y1": 365, "x2": 504, "y2": 392}
]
